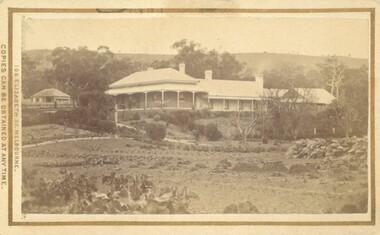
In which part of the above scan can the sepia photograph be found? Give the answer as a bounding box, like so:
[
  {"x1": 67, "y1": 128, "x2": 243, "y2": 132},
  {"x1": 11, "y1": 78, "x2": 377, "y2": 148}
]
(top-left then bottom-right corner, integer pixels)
[{"x1": 17, "y1": 12, "x2": 372, "y2": 218}]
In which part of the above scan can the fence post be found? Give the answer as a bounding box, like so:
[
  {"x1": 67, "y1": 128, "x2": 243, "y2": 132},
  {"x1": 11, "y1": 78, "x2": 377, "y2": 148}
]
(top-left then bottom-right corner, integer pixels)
[
  {"x1": 332, "y1": 127, "x2": 336, "y2": 135},
  {"x1": 314, "y1": 127, "x2": 317, "y2": 136}
]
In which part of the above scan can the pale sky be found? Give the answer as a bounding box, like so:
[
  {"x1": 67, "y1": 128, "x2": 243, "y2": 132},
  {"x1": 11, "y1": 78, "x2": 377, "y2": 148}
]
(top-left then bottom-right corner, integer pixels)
[{"x1": 22, "y1": 15, "x2": 370, "y2": 58}]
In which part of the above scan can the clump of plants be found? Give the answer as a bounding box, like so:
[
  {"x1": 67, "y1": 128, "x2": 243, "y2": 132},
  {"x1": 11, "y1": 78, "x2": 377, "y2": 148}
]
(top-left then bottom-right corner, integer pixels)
[
  {"x1": 22, "y1": 170, "x2": 199, "y2": 214},
  {"x1": 145, "y1": 123, "x2": 167, "y2": 141}
]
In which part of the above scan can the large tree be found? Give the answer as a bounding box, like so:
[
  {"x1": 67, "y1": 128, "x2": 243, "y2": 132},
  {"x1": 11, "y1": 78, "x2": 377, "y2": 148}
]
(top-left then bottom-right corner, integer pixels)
[
  {"x1": 263, "y1": 63, "x2": 307, "y2": 89},
  {"x1": 171, "y1": 39, "x2": 254, "y2": 80},
  {"x1": 317, "y1": 56, "x2": 347, "y2": 100}
]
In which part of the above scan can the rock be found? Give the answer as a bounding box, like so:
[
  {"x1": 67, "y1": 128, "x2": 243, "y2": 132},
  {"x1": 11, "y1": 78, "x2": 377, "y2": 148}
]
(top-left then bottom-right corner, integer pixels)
[
  {"x1": 237, "y1": 201, "x2": 259, "y2": 214},
  {"x1": 223, "y1": 201, "x2": 259, "y2": 214},
  {"x1": 223, "y1": 204, "x2": 238, "y2": 214},
  {"x1": 286, "y1": 137, "x2": 368, "y2": 162}
]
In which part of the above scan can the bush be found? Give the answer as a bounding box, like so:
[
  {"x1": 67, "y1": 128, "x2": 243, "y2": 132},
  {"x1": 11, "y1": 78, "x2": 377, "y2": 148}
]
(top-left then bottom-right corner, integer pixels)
[
  {"x1": 132, "y1": 112, "x2": 141, "y2": 121},
  {"x1": 145, "y1": 123, "x2": 167, "y2": 141},
  {"x1": 96, "y1": 120, "x2": 116, "y2": 133},
  {"x1": 204, "y1": 123, "x2": 222, "y2": 141},
  {"x1": 153, "y1": 114, "x2": 160, "y2": 122}
]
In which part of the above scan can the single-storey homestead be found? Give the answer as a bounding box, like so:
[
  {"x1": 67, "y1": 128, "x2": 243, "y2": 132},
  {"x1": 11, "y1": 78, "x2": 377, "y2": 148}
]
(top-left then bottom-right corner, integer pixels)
[
  {"x1": 105, "y1": 63, "x2": 335, "y2": 121},
  {"x1": 31, "y1": 88, "x2": 71, "y2": 103}
]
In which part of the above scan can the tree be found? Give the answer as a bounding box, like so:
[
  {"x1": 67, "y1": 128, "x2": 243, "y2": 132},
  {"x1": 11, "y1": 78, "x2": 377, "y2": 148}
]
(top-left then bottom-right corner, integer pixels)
[
  {"x1": 21, "y1": 55, "x2": 45, "y2": 98},
  {"x1": 318, "y1": 56, "x2": 347, "y2": 100},
  {"x1": 264, "y1": 87, "x2": 314, "y2": 140},
  {"x1": 263, "y1": 63, "x2": 306, "y2": 89},
  {"x1": 330, "y1": 93, "x2": 359, "y2": 138},
  {"x1": 49, "y1": 46, "x2": 121, "y2": 103},
  {"x1": 172, "y1": 39, "x2": 209, "y2": 78},
  {"x1": 171, "y1": 39, "x2": 253, "y2": 80},
  {"x1": 233, "y1": 111, "x2": 260, "y2": 143},
  {"x1": 340, "y1": 65, "x2": 368, "y2": 134},
  {"x1": 204, "y1": 123, "x2": 222, "y2": 141}
]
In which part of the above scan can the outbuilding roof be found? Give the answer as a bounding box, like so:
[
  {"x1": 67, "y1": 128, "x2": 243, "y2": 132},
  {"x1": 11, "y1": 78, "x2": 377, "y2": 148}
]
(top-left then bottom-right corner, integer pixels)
[
  {"x1": 293, "y1": 88, "x2": 336, "y2": 104},
  {"x1": 109, "y1": 68, "x2": 198, "y2": 89},
  {"x1": 262, "y1": 88, "x2": 335, "y2": 104},
  {"x1": 31, "y1": 88, "x2": 70, "y2": 98}
]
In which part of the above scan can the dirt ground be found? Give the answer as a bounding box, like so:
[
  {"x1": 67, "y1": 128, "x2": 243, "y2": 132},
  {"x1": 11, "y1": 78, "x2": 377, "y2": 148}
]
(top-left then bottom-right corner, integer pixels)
[{"x1": 22, "y1": 137, "x2": 368, "y2": 214}]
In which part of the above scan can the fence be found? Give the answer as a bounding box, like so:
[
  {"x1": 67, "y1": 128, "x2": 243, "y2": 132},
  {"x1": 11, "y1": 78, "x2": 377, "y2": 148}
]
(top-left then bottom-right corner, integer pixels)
[{"x1": 22, "y1": 102, "x2": 75, "y2": 110}]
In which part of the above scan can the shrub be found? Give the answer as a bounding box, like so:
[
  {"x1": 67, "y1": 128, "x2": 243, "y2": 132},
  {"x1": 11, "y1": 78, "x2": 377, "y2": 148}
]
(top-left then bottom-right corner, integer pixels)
[
  {"x1": 204, "y1": 123, "x2": 222, "y2": 141},
  {"x1": 96, "y1": 120, "x2": 116, "y2": 133},
  {"x1": 153, "y1": 114, "x2": 160, "y2": 122},
  {"x1": 145, "y1": 123, "x2": 167, "y2": 141},
  {"x1": 132, "y1": 112, "x2": 141, "y2": 121}
]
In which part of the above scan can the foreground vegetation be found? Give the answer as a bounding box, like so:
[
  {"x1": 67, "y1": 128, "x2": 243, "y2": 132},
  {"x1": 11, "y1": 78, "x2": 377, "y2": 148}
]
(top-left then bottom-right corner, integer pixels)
[{"x1": 22, "y1": 137, "x2": 368, "y2": 214}]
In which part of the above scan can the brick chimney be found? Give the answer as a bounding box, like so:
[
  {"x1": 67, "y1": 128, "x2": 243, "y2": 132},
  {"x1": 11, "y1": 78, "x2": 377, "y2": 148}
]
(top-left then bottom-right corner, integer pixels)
[
  {"x1": 205, "y1": 70, "x2": 212, "y2": 80},
  {"x1": 255, "y1": 75, "x2": 263, "y2": 88},
  {"x1": 179, "y1": 63, "x2": 185, "y2": 74}
]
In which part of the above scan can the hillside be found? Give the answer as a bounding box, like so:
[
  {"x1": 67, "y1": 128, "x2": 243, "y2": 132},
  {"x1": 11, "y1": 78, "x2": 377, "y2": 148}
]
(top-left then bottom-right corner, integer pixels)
[
  {"x1": 23, "y1": 49, "x2": 368, "y2": 74},
  {"x1": 234, "y1": 53, "x2": 368, "y2": 74}
]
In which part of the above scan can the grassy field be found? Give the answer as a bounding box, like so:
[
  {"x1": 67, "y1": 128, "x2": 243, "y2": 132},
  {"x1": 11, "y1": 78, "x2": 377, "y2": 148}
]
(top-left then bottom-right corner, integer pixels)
[
  {"x1": 22, "y1": 124, "x2": 104, "y2": 145},
  {"x1": 22, "y1": 137, "x2": 368, "y2": 214}
]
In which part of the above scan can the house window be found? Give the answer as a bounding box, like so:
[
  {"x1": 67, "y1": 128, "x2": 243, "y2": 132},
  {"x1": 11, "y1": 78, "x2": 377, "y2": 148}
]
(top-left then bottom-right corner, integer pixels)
[
  {"x1": 179, "y1": 93, "x2": 185, "y2": 101},
  {"x1": 239, "y1": 100, "x2": 244, "y2": 110},
  {"x1": 153, "y1": 94, "x2": 158, "y2": 100},
  {"x1": 225, "y1": 100, "x2": 229, "y2": 110},
  {"x1": 209, "y1": 100, "x2": 213, "y2": 109},
  {"x1": 252, "y1": 101, "x2": 258, "y2": 111}
]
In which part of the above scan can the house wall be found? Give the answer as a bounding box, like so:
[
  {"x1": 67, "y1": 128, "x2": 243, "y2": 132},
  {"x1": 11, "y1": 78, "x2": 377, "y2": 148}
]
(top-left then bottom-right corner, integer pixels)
[
  {"x1": 54, "y1": 97, "x2": 70, "y2": 103},
  {"x1": 147, "y1": 91, "x2": 162, "y2": 108},
  {"x1": 179, "y1": 92, "x2": 193, "y2": 108},
  {"x1": 162, "y1": 91, "x2": 177, "y2": 108},
  {"x1": 209, "y1": 99, "x2": 241, "y2": 111},
  {"x1": 195, "y1": 93, "x2": 209, "y2": 109},
  {"x1": 210, "y1": 99, "x2": 223, "y2": 111}
]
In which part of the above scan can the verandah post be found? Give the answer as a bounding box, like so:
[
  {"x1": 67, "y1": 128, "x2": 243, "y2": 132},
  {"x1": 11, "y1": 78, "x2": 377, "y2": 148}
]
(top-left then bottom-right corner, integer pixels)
[
  {"x1": 144, "y1": 92, "x2": 147, "y2": 110},
  {"x1": 177, "y1": 91, "x2": 180, "y2": 108},
  {"x1": 114, "y1": 96, "x2": 118, "y2": 123},
  {"x1": 192, "y1": 92, "x2": 195, "y2": 108},
  {"x1": 161, "y1": 91, "x2": 165, "y2": 109}
]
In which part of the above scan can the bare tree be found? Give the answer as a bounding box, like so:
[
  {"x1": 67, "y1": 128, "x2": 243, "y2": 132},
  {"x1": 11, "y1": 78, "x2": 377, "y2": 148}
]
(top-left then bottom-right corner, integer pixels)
[
  {"x1": 318, "y1": 56, "x2": 347, "y2": 100},
  {"x1": 234, "y1": 111, "x2": 260, "y2": 143}
]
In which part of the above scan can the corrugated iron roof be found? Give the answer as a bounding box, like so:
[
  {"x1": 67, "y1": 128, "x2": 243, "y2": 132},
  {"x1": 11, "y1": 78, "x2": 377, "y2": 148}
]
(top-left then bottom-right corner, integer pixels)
[
  {"x1": 262, "y1": 88, "x2": 335, "y2": 104},
  {"x1": 109, "y1": 68, "x2": 198, "y2": 88},
  {"x1": 197, "y1": 79, "x2": 263, "y2": 98},
  {"x1": 31, "y1": 88, "x2": 70, "y2": 97}
]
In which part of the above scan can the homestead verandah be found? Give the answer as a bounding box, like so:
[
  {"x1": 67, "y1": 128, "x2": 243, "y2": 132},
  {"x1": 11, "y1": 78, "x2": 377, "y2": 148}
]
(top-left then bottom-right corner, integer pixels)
[
  {"x1": 113, "y1": 90, "x2": 209, "y2": 122},
  {"x1": 114, "y1": 91, "x2": 208, "y2": 110}
]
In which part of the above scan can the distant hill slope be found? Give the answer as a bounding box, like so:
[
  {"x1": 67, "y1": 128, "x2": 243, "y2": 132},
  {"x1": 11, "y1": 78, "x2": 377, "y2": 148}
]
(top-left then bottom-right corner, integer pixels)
[
  {"x1": 23, "y1": 49, "x2": 368, "y2": 74},
  {"x1": 234, "y1": 53, "x2": 368, "y2": 74}
]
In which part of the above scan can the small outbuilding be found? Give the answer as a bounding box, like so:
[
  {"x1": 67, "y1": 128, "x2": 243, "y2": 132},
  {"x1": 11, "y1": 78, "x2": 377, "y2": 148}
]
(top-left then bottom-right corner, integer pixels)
[{"x1": 31, "y1": 88, "x2": 71, "y2": 103}]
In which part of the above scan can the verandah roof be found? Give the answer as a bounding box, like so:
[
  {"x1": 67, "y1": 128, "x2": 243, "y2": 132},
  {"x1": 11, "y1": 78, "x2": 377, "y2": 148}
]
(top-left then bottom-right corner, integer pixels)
[
  {"x1": 109, "y1": 68, "x2": 198, "y2": 89},
  {"x1": 105, "y1": 83, "x2": 208, "y2": 96}
]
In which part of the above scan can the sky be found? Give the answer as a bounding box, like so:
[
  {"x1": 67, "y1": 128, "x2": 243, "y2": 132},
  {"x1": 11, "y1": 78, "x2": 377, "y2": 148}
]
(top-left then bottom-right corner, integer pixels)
[{"x1": 22, "y1": 15, "x2": 370, "y2": 59}]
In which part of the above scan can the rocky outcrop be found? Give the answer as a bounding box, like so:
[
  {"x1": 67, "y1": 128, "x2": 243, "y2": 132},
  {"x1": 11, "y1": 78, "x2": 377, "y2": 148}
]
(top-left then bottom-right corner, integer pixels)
[{"x1": 286, "y1": 137, "x2": 368, "y2": 160}]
